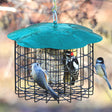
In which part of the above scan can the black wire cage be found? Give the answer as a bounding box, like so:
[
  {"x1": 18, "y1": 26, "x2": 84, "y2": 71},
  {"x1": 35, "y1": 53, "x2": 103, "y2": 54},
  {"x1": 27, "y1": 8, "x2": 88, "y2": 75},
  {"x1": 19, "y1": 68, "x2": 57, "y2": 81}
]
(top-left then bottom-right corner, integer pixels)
[{"x1": 15, "y1": 42, "x2": 94, "y2": 103}]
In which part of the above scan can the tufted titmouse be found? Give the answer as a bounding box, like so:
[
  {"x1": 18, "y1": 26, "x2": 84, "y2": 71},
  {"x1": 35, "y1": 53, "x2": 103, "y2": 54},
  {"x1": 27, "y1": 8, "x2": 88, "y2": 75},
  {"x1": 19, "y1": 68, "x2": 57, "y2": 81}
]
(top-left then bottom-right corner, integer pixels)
[{"x1": 31, "y1": 63, "x2": 59, "y2": 101}]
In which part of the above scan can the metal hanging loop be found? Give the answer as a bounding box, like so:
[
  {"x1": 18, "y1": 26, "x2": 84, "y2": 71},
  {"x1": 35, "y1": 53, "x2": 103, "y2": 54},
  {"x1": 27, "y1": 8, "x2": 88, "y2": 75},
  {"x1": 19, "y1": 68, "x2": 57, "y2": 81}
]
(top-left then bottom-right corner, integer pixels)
[{"x1": 52, "y1": 0, "x2": 58, "y2": 24}]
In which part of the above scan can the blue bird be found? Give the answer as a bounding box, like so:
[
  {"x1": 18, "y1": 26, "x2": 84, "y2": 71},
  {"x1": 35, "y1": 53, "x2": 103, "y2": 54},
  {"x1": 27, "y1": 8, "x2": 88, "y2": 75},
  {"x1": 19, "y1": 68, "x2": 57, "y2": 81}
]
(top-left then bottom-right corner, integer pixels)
[
  {"x1": 31, "y1": 63, "x2": 59, "y2": 101},
  {"x1": 95, "y1": 57, "x2": 111, "y2": 90}
]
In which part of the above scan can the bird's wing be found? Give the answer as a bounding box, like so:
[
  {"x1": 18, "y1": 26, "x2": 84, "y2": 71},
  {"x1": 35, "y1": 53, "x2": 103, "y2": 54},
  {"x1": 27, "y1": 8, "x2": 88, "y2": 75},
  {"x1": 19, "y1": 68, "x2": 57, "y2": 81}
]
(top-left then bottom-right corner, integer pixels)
[
  {"x1": 44, "y1": 71, "x2": 48, "y2": 83},
  {"x1": 42, "y1": 70, "x2": 48, "y2": 83},
  {"x1": 101, "y1": 64, "x2": 107, "y2": 78},
  {"x1": 35, "y1": 69, "x2": 48, "y2": 90},
  {"x1": 73, "y1": 61, "x2": 79, "y2": 70},
  {"x1": 95, "y1": 65, "x2": 100, "y2": 74}
]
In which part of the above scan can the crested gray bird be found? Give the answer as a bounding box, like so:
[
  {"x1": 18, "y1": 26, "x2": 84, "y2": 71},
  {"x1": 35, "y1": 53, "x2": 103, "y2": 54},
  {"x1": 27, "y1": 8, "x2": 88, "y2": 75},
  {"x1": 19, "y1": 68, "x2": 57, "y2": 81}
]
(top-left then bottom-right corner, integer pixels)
[{"x1": 31, "y1": 63, "x2": 59, "y2": 101}]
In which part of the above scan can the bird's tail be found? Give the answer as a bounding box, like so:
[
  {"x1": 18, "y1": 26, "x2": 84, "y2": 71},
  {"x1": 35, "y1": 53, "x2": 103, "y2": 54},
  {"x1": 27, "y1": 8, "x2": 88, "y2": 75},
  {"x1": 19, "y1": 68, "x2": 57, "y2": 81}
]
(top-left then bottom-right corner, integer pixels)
[
  {"x1": 103, "y1": 76, "x2": 111, "y2": 90},
  {"x1": 48, "y1": 86, "x2": 59, "y2": 101},
  {"x1": 71, "y1": 72, "x2": 79, "y2": 85}
]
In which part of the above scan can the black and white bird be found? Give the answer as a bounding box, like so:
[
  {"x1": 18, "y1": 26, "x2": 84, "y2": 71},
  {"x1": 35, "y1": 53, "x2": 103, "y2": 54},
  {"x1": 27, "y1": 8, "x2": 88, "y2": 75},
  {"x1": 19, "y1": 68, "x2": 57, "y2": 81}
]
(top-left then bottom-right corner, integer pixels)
[{"x1": 64, "y1": 51, "x2": 79, "y2": 85}]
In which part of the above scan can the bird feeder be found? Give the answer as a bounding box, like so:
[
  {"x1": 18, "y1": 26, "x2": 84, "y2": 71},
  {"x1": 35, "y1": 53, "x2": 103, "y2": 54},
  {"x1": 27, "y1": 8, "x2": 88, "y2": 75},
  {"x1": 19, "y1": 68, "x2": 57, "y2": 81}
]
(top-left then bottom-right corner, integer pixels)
[
  {"x1": 8, "y1": 22, "x2": 102, "y2": 103},
  {"x1": 7, "y1": 1, "x2": 102, "y2": 103}
]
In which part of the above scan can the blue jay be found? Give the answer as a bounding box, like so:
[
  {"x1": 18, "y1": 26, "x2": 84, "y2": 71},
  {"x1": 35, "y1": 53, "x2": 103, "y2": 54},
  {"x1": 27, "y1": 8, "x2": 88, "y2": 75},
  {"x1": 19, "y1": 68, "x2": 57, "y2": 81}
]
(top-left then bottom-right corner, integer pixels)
[
  {"x1": 95, "y1": 57, "x2": 111, "y2": 90},
  {"x1": 31, "y1": 63, "x2": 59, "y2": 101}
]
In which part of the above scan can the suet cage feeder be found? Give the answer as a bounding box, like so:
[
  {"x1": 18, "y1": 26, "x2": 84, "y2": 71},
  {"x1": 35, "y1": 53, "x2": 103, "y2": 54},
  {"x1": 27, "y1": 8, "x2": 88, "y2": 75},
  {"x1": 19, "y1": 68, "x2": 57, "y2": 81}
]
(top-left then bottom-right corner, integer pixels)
[{"x1": 8, "y1": 23, "x2": 102, "y2": 103}]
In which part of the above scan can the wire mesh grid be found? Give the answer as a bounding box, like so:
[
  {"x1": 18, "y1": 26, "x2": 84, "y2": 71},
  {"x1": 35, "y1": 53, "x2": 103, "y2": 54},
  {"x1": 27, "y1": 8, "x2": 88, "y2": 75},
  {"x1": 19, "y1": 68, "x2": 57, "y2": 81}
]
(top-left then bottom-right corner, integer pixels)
[{"x1": 15, "y1": 42, "x2": 94, "y2": 103}]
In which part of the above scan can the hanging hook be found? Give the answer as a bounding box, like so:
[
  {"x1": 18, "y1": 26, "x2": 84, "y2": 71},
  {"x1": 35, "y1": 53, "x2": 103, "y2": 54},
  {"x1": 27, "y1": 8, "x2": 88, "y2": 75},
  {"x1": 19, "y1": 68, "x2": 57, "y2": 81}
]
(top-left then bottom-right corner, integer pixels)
[{"x1": 52, "y1": 0, "x2": 58, "y2": 23}]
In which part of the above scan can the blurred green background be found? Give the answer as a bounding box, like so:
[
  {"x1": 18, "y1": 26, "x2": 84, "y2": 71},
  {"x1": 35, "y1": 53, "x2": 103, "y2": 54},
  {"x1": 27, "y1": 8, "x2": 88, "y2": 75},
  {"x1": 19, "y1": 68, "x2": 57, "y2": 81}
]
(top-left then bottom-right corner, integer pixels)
[{"x1": 0, "y1": 0, "x2": 112, "y2": 112}]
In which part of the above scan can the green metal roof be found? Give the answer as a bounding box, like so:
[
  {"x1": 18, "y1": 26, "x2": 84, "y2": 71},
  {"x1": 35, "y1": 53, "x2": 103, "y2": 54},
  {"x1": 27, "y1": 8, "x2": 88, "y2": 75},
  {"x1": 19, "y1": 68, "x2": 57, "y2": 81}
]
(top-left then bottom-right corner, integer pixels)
[{"x1": 7, "y1": 22, "x2": 102, "y2": 49}]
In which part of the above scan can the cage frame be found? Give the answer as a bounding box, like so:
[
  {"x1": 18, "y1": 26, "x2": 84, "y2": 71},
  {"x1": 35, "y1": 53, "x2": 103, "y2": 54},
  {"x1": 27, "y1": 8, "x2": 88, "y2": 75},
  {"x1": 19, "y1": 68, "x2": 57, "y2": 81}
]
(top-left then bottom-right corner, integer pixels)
[{"x1": 14, "y1": 41, "x2": 95, "y2": 103}]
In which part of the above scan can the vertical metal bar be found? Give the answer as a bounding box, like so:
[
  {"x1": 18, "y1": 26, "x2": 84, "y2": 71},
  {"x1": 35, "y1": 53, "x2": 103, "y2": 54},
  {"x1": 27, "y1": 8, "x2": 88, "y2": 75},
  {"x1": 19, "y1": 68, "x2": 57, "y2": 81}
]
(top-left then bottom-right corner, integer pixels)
[
  {"x1": 19, "y1": 45, "x2": 21, "y2": 97},
  {"x1": 63, "y1": 50, "x2": 66, "y2": 94},
  {"x1": 24, "y1": 48, "x2": 26, "y2": 100},
  {"x1": 90, "y1": 44, "x2": 93, "y2": 94},
  {"x1": 92, "y1": 44, "x2": 94, "y2": 94},
  {"x1": 57, "y1": 50, "x2": 60, "y2": 103},
  {"x1": 17, "y1": 45, "x2": 19, "y2": 97},
  {"x1": 14, "y1": 41, "x2": 16, "y2": 94},
  {"x1": 22, "y1": 47, "x2": 26, "y2": 100},
  {"x1": 26, "y1": 48, "x2": 28, "y2": 87},
  {"x1": 82, "y1": 47, "x2": 84, "y2": 86},
  {"x1": 80, "y1": 48, "x2": 82, "y2": 100},
  {"x1": 45, "y1": 49, "x2": 48, "y2": 103},
  {"x1": 34, "y1": 49, "x2": 37, "y2": 102},
  {"x1": 31, "y1": 48, "x2": 33, "y2": 100},
  {"x1": 83, "y1": 47, "x2": 84, "y2": 85},
  {"x1": 19, "y1": 46, "x2": 23, "y2": 88},
  {"x1": 87, "y1": 45, "x2": 89, "y2": 97},
  {"x1": 27, "y1": 48, "x2": 29, "y2": 85},
  {"x1": 70, "y1": 49, "x2": 71, "y2": 103},
  {"x1": 88, "y1": 44, "x2": 90, "y2": 97}
]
